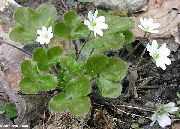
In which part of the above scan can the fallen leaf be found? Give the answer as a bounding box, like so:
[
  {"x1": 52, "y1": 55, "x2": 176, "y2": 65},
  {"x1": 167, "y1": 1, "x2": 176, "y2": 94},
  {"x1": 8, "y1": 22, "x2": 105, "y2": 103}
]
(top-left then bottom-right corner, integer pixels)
[{"x1": 134, "y1": 0, "x2": 180, "y2": 44}]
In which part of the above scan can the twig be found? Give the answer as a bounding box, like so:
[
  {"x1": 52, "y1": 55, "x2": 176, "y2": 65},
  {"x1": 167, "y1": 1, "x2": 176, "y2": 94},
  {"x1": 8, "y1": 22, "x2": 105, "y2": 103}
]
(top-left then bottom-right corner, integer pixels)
[
  {"x1": 135, "y1": 47, "x2": 147, "y2": 68},
  {"x1": 116, "y1": 108, "x2": 151, "y2": 119},
  {"x1": 0, "y1": 39, "x2": 32, "y2": 56},
  {"x1": 72, "y1": 40, "x2": 79, "y2": 60}
]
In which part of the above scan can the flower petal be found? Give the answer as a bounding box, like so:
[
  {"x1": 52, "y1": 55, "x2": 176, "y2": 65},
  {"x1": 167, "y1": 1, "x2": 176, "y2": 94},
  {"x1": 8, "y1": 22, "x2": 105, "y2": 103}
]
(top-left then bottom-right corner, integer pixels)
[
  {"x1": 88, "y1": 11, "x2": 94, "y2": 22},
  {"x1": 157, "y1": 114, "x2": 171, "y2": 128}
]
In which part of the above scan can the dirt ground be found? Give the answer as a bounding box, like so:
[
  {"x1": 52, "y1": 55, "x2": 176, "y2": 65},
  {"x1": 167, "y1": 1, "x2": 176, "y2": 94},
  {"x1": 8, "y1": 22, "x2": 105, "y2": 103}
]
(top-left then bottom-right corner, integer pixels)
[{"x1": 0, "y1": 0, "x2": 179, "y2": 129}]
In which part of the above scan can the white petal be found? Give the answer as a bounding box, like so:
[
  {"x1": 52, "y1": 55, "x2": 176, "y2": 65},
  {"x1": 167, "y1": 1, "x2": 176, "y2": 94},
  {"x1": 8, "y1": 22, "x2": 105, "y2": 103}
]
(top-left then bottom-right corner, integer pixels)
[
  {"x1": 36, "y1": 36, "x2": 45, "y2": 44},
  {"x1": 156, "y1": 58, "x2": 166, "y2": 70},
  {"x1": 98, "y1": 23, "x2": 108, "y2": 29},
  {"x1": 151, "y1": 40, "x2": 158, "y2": 49},
  {"x1": 164, "y1": 57, "x2": 171, "y2": 65},
  {"x1": 96, "y1": 16, "x2": 105, "y2": 23},
  {"x1": 153, "y1": 23, "x2": 160, "y2": 29},
  {"x1": 159, "y1": 44, "x2": 170, "y2": 56},
  {"x1": 94, "y1": 10, "x2": 98, "y2": 18},
  {"x1": 88, "y1": 11, "x2": 94, "y2": 22},
  {"x1": 147, "y1": 18, "x2": 154, "y2": 26},
  {"x1": 42, "y1": 26, "x2": 47, "y2": 32},
  {"x1": 164, "y1": 102, "x2": 175, "y2": 107},
  {"x1": 138, "y1": 25, "x2": 145, "y2": 31},
  {"x1": 84, "y1": 20, "x2": 91, "y2": 26},
  {"x1": 157, "y1": 114, "x2": 171, "y2": 128},
  {"x1": 37, "y1": 30, "x2": 43, "y2": 35},
  {"x1": 95, "y1": 29, "x2": 103, "y2": 36},
  {"x1": 48, "y1": 26, "x2": 52, "y2": 32},
  {"x1": 164, "y1": 102, "x2": 179, "y2": 113}
]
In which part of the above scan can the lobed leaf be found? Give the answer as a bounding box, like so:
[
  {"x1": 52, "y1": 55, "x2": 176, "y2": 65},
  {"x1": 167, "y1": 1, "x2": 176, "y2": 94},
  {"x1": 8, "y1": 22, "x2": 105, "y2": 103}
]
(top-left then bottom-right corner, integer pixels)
[
  {"x1": 84, "y1": 54, "x2": 108, "y2": 76},
  {"x1": 97, "y1": 78, "x2": 122, "y2": 98},
  {"x1": 54, "y1": 11, "x2": 90, "y2": 39},
  {"x1": 10, "y1": 3, "x2": 57, "y2": 43},
  {"x1": 101, "y1": 57, "x2": 128, "y2": 81}
]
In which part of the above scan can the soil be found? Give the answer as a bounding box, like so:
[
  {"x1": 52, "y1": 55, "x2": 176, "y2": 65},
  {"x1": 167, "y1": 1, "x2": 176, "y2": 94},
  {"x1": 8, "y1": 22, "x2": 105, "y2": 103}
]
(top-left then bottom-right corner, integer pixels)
[{"x1": 3, "y1": 0, "x2": 180, "y2": 129}]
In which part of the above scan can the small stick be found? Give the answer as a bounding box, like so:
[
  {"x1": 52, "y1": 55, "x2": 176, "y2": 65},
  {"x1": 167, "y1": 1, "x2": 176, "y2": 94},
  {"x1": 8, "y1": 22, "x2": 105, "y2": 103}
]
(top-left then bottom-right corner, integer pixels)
[{"x1": 0, "y1": 39, "x2": 32, "y2": 56}]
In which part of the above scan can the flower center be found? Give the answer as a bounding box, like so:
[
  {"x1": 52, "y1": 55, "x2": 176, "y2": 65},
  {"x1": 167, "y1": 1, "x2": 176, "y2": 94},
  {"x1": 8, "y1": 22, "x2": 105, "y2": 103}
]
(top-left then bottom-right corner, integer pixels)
[
  {"x1": 91, "y1": 21, "x2": 96, "y2": 27},
  {"x1": 157, "y1": 106, "x2": 166, "y2": 115},
  {"x1": 44, "y1": 33, "x2": 49, "y2": 38},
  {"x1": 152, "y1": 51, "x2": 159, "y2": 60}
]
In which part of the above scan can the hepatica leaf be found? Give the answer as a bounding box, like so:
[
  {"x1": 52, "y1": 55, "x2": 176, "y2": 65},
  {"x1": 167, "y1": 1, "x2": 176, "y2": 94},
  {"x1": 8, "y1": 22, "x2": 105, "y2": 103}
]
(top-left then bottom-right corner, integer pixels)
[
  {"x1": 97, "y1": 78, "x2": 122, "y2": 98},
  {"x1": 10, "y1": 3, "x2": 57, "y2": 43},
  {"x1": 83, "y1": 33, "x2": 125, "y2": 53},
  {"x1": 54, "y1": 11, "x2": 90, "y2": 39},
  {"x1": 105, "y1": 15, "x2": 135, "y2": 35},
  {"x1": 101, "y1": 57, "x2": 128, "y2": 82},
  {"x1": 33, "y1": 46, "x2": 63, "y2": 72},
  {"x1": 0, "y1": 103, "x2": 17, "y2": 119},
  {"x1": 123, "y1": 30, "x2": 135, "y2": 44},
  {"x1": 84, "y1": 54, "x2": 108, "y2": 76},
  {"x1": 85, "y1": 54, "x2": 128, "y2": 81},
  {"x1": 65, "y1": 75, "x2": 91, "y2": 97},
  {"x1": 20, "y1": 54, "x2": 59, "y2": 94},
  {"x1": 49, "y1": 75, "x2": 91, "y2": 116},
  {"x1": 60, "y1": 54, "x2": 82, "y2": 75}
]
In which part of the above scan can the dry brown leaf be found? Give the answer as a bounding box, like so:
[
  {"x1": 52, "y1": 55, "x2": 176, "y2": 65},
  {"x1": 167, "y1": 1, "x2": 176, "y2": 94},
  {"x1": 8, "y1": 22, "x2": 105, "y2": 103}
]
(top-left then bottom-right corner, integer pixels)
[
  {"x1": 134, "y1": 0, "x2": 180, "y2": 44},
  {"x1": 0, "y1": 44, "x2": 29, "y2": 92}
]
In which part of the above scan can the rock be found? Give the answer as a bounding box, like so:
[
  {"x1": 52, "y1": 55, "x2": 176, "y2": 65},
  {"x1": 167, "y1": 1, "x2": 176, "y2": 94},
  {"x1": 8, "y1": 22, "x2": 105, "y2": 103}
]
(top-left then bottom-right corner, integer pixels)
[{"x1": 94, "y1": 0, "x2": 147, "y2": 13}]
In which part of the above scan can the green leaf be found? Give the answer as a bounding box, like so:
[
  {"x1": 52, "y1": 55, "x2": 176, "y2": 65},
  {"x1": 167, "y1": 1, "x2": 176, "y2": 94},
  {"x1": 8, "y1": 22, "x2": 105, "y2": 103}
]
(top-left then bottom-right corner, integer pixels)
[
  {"x1": 47, "y1": 46, "x2": 63, "y2": 64},
  {"x1": 69, "y1": 97, "x2": 91, "y2": 116},
  {"x1": 78, "y1": 0, "x2": 94, "y2": 2},
  {"x1": 101, "y1": 57, "x2": 128, "y2": 81},
  {"x1": 54, "y1": 11, "x2": 90, "y2": 39},
  {"x1": 84, "y1": 33, "x2": 125, "y2": 53},
  {"x1": 10, "y1": 3, "x2": 57, "y2": 43},
  {"x1": 84, "y1": 54, "x2": 108, "y2": 76},
  {"x1": 66, "y1": 75, "x2": 91, "y2": 97},
  {"x1": 105, "y1": 15, "x2": 134, "y2": 35},
  {"x1": 97, "y1": 78, "x2": 122, "y2": 98},
  {"x1": 49, "y1": 93, "x2": 69, "y2": 112},
  {"x1": 38, "y1": 75, "x2": 58, "y2": 91},
  {"x1": 60, "y1": 54, "x2": 82, "y2": 75},
  {"x1": 21, "y1": 60, "x2": 39, "y2": 78},
  {"x1": 123, "y1": 30, "x2": 135, "y2": 44},
  {"x1": 33, "y1": 46, "x2": 62, "y2": 72},
  {"x1": 9, "y1": 26, "x2": 37, "y2": 43},
  {"x1": 33, "y1": 47, "x2": 49, "y2": 71},
  {"x1": 20, "y1": 75, "x2": 58, "y2": 94},
  {"x1": 0, "y1": 103, "x2": 17, "y2": 119},
  {"x1": 13, "y1": 7, "x2": 39, "y2": 31},
  {"x1": 36, "y1": 3, "x2": 57, "y2": 28},
  {"x1": 20, "y1": 77, "x2": 40, "y2": 94}
]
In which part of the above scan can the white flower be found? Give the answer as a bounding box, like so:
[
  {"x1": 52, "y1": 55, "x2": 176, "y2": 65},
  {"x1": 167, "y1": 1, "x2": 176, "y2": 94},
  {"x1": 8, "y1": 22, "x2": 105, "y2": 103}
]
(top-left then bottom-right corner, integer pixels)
[
  {"x1": 146, "y1": 40, "x2": 171, "y2": 70},
  {"x1": 138, "y1": 17, "x2": 160, "y2": 33},
  {"x1": 150, "y1": 102, "x2": 179, "y2": 128},
  {"x1": 84, "y1": 10, "x2": 108, "y2": 37},
  {"x1": 36, "y1": 26, "x2": 53, "y2": 44}
]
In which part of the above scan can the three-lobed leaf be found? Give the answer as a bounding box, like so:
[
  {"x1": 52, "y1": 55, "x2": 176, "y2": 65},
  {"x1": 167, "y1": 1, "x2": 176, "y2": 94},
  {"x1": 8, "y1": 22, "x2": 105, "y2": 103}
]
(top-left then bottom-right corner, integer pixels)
[
  {"x1": 10, "y1": 3, "x2": 57, "y2": 43},
  {"x1": 97, "y1": 78, "x2": 122, "y2": 98},
  {"x1": 83, "y1": 33, "x2": 125, "y2": 54},
  {"x1": 0, "y1": 103, "x2": 17, "y2": 119},
  {"x1": 33, "y1": 46, "x2": 63, "y2": 72},
  {"x1": 54, "y1": 11, "x2": 90, "y2": 39},
  {"x1": 49, "y1": 75, "x2": 91, "y2": 116}
]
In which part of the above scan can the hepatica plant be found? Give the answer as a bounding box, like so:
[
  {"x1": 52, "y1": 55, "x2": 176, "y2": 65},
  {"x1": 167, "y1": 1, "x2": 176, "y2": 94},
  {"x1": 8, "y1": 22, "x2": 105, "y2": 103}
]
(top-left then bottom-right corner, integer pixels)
[{"x1": 9, "y1": 3, "x2": 135, "y2": 116}]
